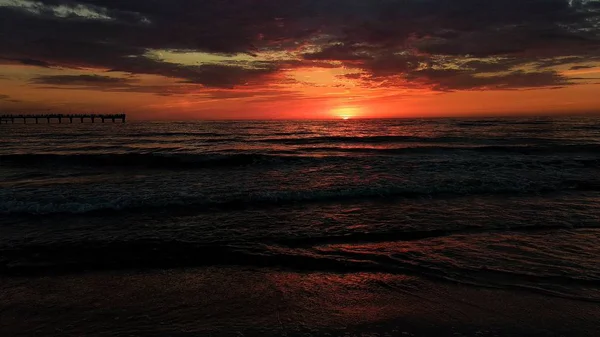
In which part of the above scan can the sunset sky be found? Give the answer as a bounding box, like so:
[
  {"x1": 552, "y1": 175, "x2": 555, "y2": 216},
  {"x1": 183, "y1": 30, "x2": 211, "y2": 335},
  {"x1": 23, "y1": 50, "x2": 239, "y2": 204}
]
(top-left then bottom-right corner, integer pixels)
[{"x1": 1, "y1": 0, "x2": 599, "y2": 119}]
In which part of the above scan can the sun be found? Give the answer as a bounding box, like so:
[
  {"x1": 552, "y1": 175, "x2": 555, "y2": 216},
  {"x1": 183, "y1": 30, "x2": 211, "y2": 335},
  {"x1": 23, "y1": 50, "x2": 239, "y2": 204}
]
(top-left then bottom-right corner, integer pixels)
[{"x1": 331, "y1": 106, "x2": 361, "y2": 120}]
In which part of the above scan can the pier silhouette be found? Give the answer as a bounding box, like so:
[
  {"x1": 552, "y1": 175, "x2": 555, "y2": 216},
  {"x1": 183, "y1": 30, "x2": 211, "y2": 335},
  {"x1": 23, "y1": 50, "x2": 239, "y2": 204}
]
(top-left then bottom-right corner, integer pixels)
[{"x1": 0, "y1": 114, "x2": 126, "y2": 124}]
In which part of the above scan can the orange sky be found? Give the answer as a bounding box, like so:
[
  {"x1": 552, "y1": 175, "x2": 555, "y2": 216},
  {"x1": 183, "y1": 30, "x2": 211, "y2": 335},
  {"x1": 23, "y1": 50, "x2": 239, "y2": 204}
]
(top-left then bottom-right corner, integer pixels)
[
  {"x1": 1, "y1": 61, "x2": 599, "y2": 120},
  {"x1": 1, "y1": 0, "x2": 599, "y2": 119}
]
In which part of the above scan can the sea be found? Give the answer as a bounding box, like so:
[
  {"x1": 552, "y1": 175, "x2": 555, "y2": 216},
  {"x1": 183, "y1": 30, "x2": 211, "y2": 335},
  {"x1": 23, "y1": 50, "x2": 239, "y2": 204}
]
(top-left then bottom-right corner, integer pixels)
[{"x1": 1, "y1": 117, "x2": 600, "y2": 335}]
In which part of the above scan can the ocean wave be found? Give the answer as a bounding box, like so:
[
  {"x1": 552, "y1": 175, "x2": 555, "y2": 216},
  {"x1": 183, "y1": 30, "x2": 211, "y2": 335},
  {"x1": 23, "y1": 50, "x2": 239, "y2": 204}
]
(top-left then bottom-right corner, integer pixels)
[
  {"x1": 123, "y1": 132, "x2": 228, "y2": 137},
  {"x1": 454, "y1": 120, "x2": 554, "y2": 127},
  {"x1": 0, "y1": 240, "x2": 376, "y2": 276},
  {"x1": 2, "y1": 235, "x2": 599, "y2": 303},
  {"x1": 2, "y1": 179, "x2": 599, "y2": 215},
  {"x1": 296, "y1": 145, "x2": 600, "y2": 155},
  {"x1": 275, "y1": 224, "x2": 599, "y2": 247},
  {"x1": 3, "y1": 143, "x2": 599, "y2": 169},
  {"x1": 0, "y1": 153, "x2": 307, "y2": 169},
  {"x1": 574, "y1": 125, "x2": 600, "y2": 131},
  {"x1": 256, "y1": 135, "x2": 580, "y2": 147},
  {"x1": 257, "y1": 135, "x2": 471, "y2": 144}
]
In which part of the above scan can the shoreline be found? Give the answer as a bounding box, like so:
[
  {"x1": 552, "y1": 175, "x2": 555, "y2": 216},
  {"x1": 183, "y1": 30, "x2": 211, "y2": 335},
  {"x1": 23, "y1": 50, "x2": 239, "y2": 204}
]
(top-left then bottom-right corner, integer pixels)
[{"x1": 2, "y1": 267, "x2": 598, "y2": 336}]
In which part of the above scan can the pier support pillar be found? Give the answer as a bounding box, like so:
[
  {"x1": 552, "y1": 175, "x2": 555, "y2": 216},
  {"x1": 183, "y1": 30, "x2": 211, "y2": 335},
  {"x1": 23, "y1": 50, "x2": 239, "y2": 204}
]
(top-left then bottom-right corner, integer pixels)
[{"x1": 0, "y1": 114, "x2": 127, "y2": 125}]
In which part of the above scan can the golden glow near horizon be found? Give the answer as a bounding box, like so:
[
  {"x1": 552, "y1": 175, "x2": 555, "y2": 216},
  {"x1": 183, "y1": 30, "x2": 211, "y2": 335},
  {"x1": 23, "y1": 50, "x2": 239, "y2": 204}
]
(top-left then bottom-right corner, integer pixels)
[{"x1": 331, "y1": 106, "x2": 361, "y2": 120}]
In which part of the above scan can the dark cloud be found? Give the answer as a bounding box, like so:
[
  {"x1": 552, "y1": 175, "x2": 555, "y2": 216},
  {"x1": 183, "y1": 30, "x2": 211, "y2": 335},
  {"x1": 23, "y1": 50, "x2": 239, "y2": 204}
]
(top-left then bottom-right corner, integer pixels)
[
  {"x1": 29, "y1": 74, "x2": 195, "y2": 95},
  {"x1": 414, "y1": 70, "x2": 569, "y2": 91},
  {"x1": 570, "y1": 65, "x2": 597, "y2": 70},
  {"x1": 1, "y1": 0, "x2": 599, "y2": 91},
  {"x1": 0, "y1": 93, "x2": 21, "y2": 103},
  {"x1": 176, "y1": 65, "x2": 277, "y2": 88},
  {"x1": 460, "y1": 59, "x2": 526, "y2": 73},
  {"x1": 0, "y1": 2, "x2": 286, "y2": 87},
  {"x1": 20, "y1": 58, "x2": 55, "y2": 67},
  {"x1": 31, "y1": 74, "x2": 132, "y2": 86},
  {"x1": 303, "y1": 43, "x2": 374, "y2": 61},
  {"x1": 0, "y1": 57, "x2": 55, "y2": 67},
  {"x1": 415, "y1": 26, "x2": 600, "y2": 58},
  {"x1": 364, "y1": 54, "x2": 428, "y2": 77},
  {"x1": 29, "y1": 73, "x2": 265, "y2": 95}
]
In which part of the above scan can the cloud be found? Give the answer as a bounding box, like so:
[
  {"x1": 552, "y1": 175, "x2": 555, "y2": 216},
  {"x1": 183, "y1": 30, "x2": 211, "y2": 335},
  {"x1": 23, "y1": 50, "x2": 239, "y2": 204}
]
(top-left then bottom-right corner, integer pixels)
[
  {"x1": 570, "y1": 64, "x2": 596, "y2": 70},
  {"x1": 414, "y1": 70, "x2": 569, "y2": 91},
  {"x1": 0, "y1": 57, "x2": 55, "y2": 67},
  {"x1": 303, "y1": 43, "x2": 374, "y2": 61},
  {"x1": 0, "y1": 93, "x2": 22, "y2": 103},
  {"x1": 29, "y1": 74, "x2": 197, "y2": 95},
  {"x1": 0, "y1": 0, "x2": 149, "y2": 23},
  {"x1": 31, "y1": 74, "x2": 131, "y2": 85},
  {"x1": 0, "y1": 0, "x2": 599, "y2": 93}
]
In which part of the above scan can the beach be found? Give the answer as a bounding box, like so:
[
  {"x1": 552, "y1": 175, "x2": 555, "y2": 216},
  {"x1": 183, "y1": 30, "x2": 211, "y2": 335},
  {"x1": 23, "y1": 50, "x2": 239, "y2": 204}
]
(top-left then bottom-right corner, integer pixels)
[{"x1": 2, "y1": 267, "x2": 599, "y2": 336}]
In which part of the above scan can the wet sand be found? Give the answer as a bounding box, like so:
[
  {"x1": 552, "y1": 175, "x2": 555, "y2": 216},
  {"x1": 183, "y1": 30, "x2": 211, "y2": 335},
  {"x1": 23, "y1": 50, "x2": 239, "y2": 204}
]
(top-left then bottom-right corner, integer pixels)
[{"x1": 1, "y1": 267, "x2": 599, "y2": 336}]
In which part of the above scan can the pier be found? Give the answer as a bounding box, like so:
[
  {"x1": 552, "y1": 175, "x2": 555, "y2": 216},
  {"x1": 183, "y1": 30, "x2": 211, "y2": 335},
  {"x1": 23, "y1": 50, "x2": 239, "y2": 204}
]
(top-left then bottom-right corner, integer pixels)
[{"x1": 0, "y1": 114, "x2": 126, "y2": 124}]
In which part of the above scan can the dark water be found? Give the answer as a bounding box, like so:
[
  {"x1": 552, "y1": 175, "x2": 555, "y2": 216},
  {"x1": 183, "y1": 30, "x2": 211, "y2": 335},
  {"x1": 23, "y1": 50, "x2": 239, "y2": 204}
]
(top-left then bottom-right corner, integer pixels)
[{"x1": 1, "y1": 117, "x2": 600, "y2": 303}]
